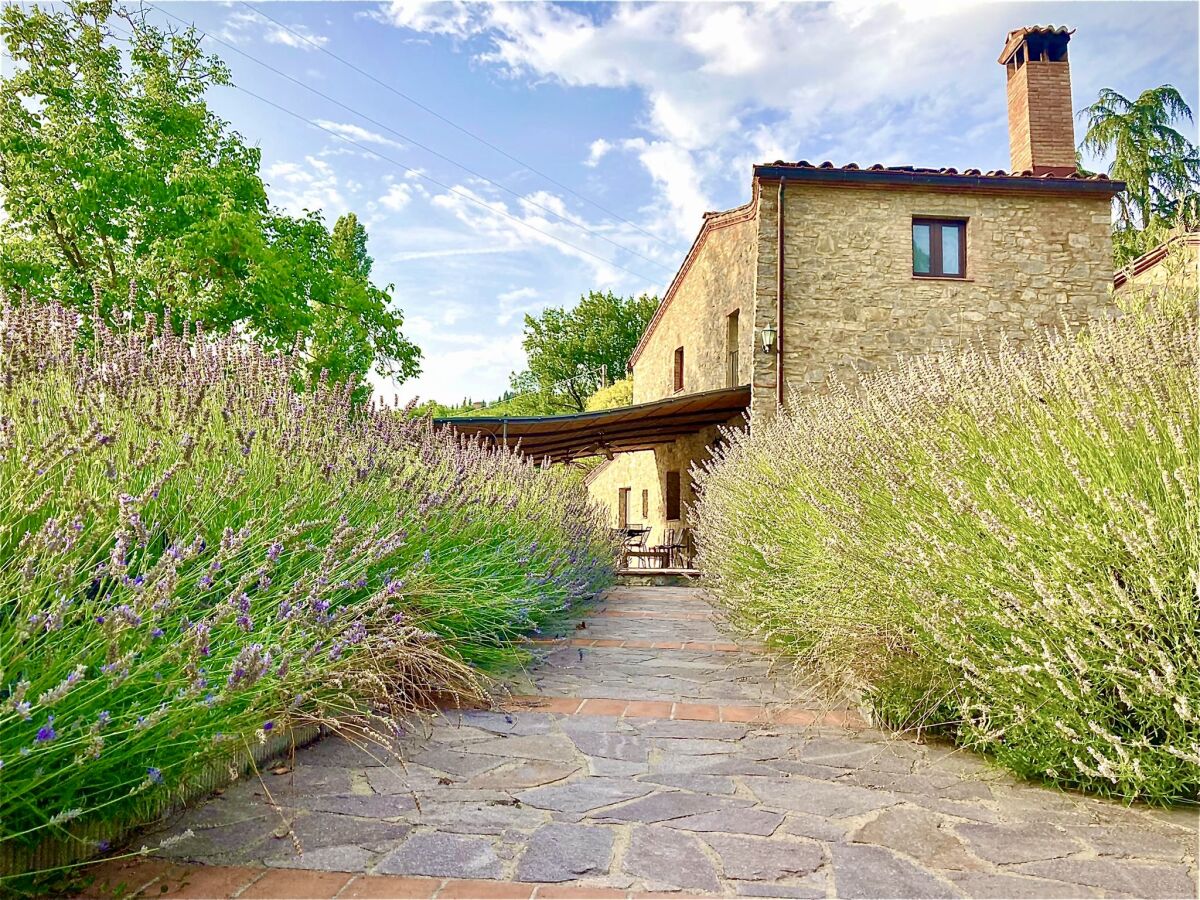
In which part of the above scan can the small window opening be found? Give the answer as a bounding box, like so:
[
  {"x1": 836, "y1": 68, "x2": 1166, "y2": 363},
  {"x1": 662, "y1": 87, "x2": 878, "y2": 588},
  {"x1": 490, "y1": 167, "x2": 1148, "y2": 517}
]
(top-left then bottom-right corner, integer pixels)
[
  {"x1": 673, "y1": 347, "x2": 684, "y2": 392},
  {"x1": 665, "y1": 471, "x2": 681, "y2": 521}
]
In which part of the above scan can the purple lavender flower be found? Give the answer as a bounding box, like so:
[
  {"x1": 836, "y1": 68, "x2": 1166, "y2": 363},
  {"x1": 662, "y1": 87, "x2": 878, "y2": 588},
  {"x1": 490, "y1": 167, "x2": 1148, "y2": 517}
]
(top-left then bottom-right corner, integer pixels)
[
  {"x1": 263, "y1": 721, "x2": 274, "y2": 732},
  {"x1": 266, "y1": 542, "x2": 283, "y2": 562},
  {"x1": 147, "y1": 767, "x2": 163, "y2": 784},
  {"x1": 98, "y1": 710, "x2": 111, "y2": 727},
  {"x1": 151, "y1": 627, "x2": 165, "y2": 639},
  {"x1": 35, "y1": 716, "x2": 56, "y2": 743}
]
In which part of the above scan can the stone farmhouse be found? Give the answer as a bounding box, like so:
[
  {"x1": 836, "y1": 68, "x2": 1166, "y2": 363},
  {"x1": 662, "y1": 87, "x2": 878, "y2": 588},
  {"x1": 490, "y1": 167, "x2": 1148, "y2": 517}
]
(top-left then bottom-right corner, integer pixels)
[{"x1": 442, "y1": 26, "x2": 1125, "y2": 566}]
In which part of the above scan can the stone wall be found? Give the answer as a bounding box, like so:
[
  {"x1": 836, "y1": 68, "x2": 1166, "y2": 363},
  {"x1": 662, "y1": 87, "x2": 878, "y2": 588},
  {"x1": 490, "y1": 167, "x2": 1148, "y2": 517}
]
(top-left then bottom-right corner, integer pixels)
[
  {"x1": 631, "y1": 210, "x2": 757, "y2": 404},
  {"x1": 751, "y1": 182, "x2": 1116, "y2": 415},
  {"x1": 585, "y1": 424, "x2": 736, "y2": 551}
]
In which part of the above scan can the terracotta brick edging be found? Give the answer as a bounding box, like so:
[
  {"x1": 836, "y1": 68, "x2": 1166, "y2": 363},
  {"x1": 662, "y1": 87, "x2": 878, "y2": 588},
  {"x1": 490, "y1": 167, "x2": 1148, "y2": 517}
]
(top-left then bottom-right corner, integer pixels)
[
  {"x1": 503, "y1": 695, "x2": 864, "y2": 728},
  {"x1": 79, "y1": 859, "x2": 689, "y2": 899}
]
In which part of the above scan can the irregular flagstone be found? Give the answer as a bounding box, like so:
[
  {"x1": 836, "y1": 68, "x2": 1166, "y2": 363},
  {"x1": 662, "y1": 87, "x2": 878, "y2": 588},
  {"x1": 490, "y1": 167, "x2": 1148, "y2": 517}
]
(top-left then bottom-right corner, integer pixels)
[
  {"x1": 637, "y1": 720, "x2": 749, "y2": 740},
  {"x1": 947, "y1": 871, "x2": 1111, "y2": 899},
  {"x1": 649, "y1": 737, "x2": 740, "y2": 756},
  {"x1": 565, "y1": 730, "x2": 648, "y2": 762},
  {"x1": 465, "y1": 732, "x2": 580, "y2": 762},
  {"x1": 515, "y1": 824, "x2": 614, "y2": 882},
  {"x1": 587, "y1": 757, "x2": 649, "y2": 777},
  {"x1": 704, "y1": 834, "x2": 824, "y2": 881},
  {"x1": 781, "y1": 812, "x2": 852, "y2": 842},
  {"x1": 664, "y1": 807, "x2": 785, "y2": 836},
  {"x1": 621, "y1": 824, "x2": 722, "y2": 892},
  {"x1": 1063, "y1": 824, "x2": 1191, "y2": 862},
  {"x1": 376, "y1": 833, "x2": 502, "y2": 879},
  {"x1": 516, "y1": 778, "x2": 654, "y2": 814},
  {"x1": 417, "y1": 800, "x2": 549, "y2": 835},
  {"x1": 742, "y1": 776, "x2": 899, "y2": 818},
  {"x1": 638, "y1": 773, "x2": 737, "y2": 795},
  {"x1": 590, "y1": 790, "x2": 751, "y2": 824},
  {"x1": 263, "y1": 765, "x2": 356, "y2": 796},
  {"x1": 284, "y1": 812, "x2": 407, "y2": 852},
  {"x1": 851, "y1": 806, "x2": 983, "y2": 871},
  {"x1": 954, "y1": 822, "x2": 1083, "y2": 865},
  {"x1": 112, "y1": 586, "x2": 1196, "y2": 900},
  {"x1": 1012, "y1": 858, "x2": 1199, "y2": 898},
  {"x1": 364, "y1": 765, "x2": 446, "y2": 795},
  {"x1": 830, "y1": 843, "x2": 960, "y2": 898},
  {"x1": 300, "y1": 794, "x2": 416, "y2": 819},
  {"x1": 467, "y1": 759, "x2": 580, "y2": 790},
  {"x1": 409, "y1": 748, "x2": 508, "y2": 777},
  {"x1": 457, "y1": 710, "x2": 555, "y2": 736}
]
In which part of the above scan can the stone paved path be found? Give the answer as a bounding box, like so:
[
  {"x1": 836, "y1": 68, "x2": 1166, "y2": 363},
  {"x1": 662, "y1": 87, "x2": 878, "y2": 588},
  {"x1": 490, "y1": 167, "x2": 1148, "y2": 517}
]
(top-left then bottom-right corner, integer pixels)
[{"x1": 87, "y1": 587, "x2": 1198, "y2": 899}]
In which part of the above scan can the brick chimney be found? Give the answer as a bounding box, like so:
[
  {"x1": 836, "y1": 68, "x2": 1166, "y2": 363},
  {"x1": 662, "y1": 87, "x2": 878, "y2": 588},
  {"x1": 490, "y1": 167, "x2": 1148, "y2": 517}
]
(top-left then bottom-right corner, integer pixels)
[{"x1": 999, "y1": 26, "x2": 1077, "y2": 176}]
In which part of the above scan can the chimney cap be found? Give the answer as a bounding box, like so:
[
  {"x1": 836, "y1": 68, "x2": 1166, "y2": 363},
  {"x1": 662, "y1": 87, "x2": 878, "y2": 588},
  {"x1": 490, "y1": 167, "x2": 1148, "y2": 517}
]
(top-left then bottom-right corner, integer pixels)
[{"x1": 999, "y1": 25, "x2": 1074, "y2": 64}]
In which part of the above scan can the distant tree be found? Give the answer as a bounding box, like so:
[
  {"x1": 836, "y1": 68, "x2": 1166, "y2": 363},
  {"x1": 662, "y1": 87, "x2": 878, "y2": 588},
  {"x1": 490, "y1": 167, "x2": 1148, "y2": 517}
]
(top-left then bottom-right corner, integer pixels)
[
  {"x1": 0, "y1": 1, "x2": 419, "y2": 391},
  {"x1": 1080, "y1": 86, "x2": 1200, "y2": 265},
  {"x1": 585, "y1": 377, "x2": 633, "y2": 411},
  {"x1": 515, "y1": 290, "x2": 659, "y2": 413}
]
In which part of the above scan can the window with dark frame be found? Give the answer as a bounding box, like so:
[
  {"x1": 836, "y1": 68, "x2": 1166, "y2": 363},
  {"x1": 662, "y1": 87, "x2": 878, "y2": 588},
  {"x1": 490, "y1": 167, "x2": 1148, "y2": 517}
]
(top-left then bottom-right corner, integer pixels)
[
  {"x1": 912, "y1": 218, "x2": 966, "y2": 278},
  {"x1": 665, "y1": 471, "x2": 681, "y2": 521},
  {"x1": 673, "y1": 346, "x2": 684, "y2": 392}
]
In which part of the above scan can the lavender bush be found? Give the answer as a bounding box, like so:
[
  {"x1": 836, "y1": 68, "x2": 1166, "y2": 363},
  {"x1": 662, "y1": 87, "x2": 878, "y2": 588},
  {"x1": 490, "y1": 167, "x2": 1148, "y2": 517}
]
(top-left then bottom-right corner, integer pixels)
[
  {"x1": 0, "y1": 298, "x2": 616, "y2": 864},
  {"x1": 693, "y1": 301, "x2": 1198, "y2": 803}
]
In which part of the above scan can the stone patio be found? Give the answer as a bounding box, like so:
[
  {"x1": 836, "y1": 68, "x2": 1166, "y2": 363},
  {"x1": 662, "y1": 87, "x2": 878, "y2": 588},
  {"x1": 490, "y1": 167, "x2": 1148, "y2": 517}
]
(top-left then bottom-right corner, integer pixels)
[{"x1": 84, "y1": 586, "x2": 1198, "y2": 899}]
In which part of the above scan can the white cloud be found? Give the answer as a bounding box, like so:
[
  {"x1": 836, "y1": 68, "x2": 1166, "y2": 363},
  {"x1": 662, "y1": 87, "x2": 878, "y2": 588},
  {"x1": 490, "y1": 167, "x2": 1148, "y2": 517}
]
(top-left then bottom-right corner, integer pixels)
[
  {"x1": 368, "y1": 1, "x2": 486, "y2": 38},
  {"x1": 496, "y1": 286, "x2": 545, "y2": 326},
  {"x1": 584, "y1": 138, "x2": 613, "y2": 168},
  {"x1": 218, "y1": 10, "x2": 329, "y2": 52},
  {"x1": 379, "y1": 182, "x2": 415, "y2": 211},
  {"x1": 263, "y1": 156, "x2": 346, "y2": 218},
  {"x1": 428, "y1": 182, "x2": 663, "y2": 290},
  {"x1": 377, "y1": 1, "x2": 1198, "y2": 234},
  {"x1": 313, "y1": 119, "x2": 404, "y2": 150}
]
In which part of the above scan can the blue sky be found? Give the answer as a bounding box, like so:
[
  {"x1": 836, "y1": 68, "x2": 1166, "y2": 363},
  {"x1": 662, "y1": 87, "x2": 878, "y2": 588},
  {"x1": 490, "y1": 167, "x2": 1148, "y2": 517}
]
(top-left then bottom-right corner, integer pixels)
[{"x1": 106, "y1": 3, "x2": 1200, "y2": 403}]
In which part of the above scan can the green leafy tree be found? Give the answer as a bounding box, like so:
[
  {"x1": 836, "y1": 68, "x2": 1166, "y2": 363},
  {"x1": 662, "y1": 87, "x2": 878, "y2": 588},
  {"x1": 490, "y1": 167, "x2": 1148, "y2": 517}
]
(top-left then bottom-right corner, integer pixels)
[
  {"x1": 1080, "y1": 86, "x2": 1200, "y2": 265},
  {"x1": 515, "y1": 290, "x2": 658, "y2": 413},
  {"x1": 0, "y1": 1, "x2": 419, "y2": 390}
]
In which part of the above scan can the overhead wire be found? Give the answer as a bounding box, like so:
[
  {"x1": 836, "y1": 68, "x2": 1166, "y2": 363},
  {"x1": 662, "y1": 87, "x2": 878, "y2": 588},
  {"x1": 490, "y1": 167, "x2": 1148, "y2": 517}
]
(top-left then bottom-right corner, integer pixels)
[
  {"x1": 147, "y1": 2, "x2": 676, "y2": 275},
  {"x1": 239, "y1": 1, "x2": 677, "y2": 251},
  {"x1": 107, "y1": 15, "x2": 666, "y2": 288}
]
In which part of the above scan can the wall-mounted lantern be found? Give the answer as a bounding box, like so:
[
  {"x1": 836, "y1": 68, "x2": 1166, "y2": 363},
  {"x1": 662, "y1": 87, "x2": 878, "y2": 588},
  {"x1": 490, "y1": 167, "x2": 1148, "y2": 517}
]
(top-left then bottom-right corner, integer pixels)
[{"x1": 759, "y1": 324, "x2": 777, "y2": 354}]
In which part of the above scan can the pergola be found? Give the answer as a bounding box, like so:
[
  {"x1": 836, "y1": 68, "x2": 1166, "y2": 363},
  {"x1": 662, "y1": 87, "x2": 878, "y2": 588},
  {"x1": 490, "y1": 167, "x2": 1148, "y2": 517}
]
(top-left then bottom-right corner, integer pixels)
[{"x1": 434, "y1": 385, "x2": 750, "y2": 463}]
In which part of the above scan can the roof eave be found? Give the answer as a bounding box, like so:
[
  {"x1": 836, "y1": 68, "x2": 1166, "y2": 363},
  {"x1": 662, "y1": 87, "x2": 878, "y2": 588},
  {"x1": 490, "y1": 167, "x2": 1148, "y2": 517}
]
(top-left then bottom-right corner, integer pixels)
[{"x1": 754, "y1": 166, "x2": 1123, "y2": 196}]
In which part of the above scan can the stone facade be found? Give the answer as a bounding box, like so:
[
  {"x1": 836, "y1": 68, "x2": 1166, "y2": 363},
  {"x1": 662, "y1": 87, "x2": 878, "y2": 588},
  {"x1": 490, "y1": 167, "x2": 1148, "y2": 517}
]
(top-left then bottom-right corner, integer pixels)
[
  {"x1": 588, "y1": 26, "x2": 1122, "y2": 560},
  {"x1": 751, "y1": 181, "x2": 1116, "y2": 418},
  {"x1": 589, "y1": 175, "x2": 1118, "y2": 549},
  {"x1": 630, "y1": 207, "x2": 757, "y2": 404},
  {"x1": 588, "y1": 205, "x2": 756, "y2": 550}
]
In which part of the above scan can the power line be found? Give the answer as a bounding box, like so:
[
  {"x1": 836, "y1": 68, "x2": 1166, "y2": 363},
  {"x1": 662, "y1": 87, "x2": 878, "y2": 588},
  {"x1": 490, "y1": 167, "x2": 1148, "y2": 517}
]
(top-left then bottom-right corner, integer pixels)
[
  {"x1": 240, "y1": 1, "x2": 677, "y2": 251},
  {"x1": 230, "y1": 83, "x2": 665, "y2": 287},
  {"x1": 147, "y1": 2, "x2": 675, "y2": 275},
  {"x1": 105, "y1": 18, "x2": 663, "y2": 288}
]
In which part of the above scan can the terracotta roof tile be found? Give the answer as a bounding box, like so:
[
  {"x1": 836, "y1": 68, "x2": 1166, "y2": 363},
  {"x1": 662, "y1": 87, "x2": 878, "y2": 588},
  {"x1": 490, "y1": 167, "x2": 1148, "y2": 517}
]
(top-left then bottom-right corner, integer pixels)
[{"x1": 756, "y1": 159, "x2": 1112, "y2": 182}]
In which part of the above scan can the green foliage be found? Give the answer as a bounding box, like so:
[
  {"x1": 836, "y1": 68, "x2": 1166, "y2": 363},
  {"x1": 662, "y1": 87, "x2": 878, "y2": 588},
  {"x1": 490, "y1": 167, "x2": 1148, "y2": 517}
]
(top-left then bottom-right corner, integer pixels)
[
  {"x1": 693, "y1": 299, "x2": 1199, "y2": 804},
  {"x1": 585, "y1": 377, "x2": 633, "y2": 411},
  {"x1": 0, "y1": 299, "x2": 615, "y2": 866},
  {"x1": 1080, "y1": 85, "x2": 1200, "y2": 266},
  {"x1": 0, "y1": 1, "x2": 419, "y2": 392},
  {"x1": 514, "y1": 290, "x2": 658, "y2": 413}
]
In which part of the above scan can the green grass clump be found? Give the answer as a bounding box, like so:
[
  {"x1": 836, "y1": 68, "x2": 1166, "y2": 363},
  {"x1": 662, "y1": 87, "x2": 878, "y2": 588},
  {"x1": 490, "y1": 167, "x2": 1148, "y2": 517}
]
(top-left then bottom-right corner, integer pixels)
[
  {"x1": 692, "y1": 301, "x2": 1198, "y2": 804},
  {"x1": 0, "y1": 299, "x2": 616, "y2": 868}
]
